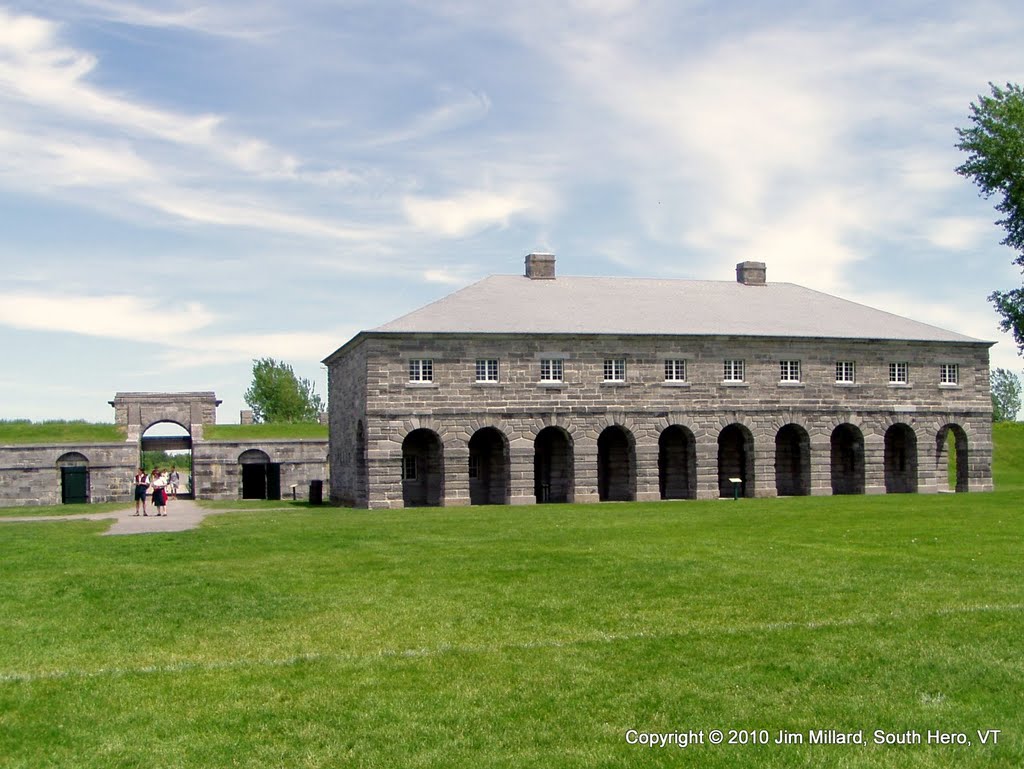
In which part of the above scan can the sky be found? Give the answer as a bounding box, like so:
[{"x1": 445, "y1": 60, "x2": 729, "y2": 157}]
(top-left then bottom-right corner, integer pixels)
[{"x1": 1, "y1": 0, "x2": 1023, "y2": 423}]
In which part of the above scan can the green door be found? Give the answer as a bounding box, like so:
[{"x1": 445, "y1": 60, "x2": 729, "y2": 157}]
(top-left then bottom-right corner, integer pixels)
[{"x1": 61, "y1": 467, "x2": 89, "y2": 504}]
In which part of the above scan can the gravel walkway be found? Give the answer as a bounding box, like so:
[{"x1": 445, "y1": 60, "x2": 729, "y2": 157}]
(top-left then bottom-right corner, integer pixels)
[{"x1": 0, "y1": 499, "x2": 229, "y2": 536}]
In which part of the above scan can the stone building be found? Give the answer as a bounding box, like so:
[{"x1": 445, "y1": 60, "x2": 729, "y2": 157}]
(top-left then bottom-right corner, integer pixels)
[
  {"x1": 325, "y1": 254, "x2": 993, "y2": 509},
  {"x1": 0, "y1": 392, "x2": 328, "y2": 506}
]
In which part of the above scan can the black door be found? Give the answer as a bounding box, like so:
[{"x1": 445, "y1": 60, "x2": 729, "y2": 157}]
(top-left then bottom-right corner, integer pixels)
[
  {"x1": 267, "y1": 464, "x2": 282, "y2": 501},
  {"x1": 241, "y1": 464, "x2": 267, "y2": 499},
  {"x1": 61, "y1": 467, "x2": 89, "y2": 504}
]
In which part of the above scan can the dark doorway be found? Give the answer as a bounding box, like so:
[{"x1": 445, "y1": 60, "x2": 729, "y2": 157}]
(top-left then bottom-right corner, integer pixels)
[
  {"x1": 239, "y1": 449, "x2": 281, "y2": 500},
  {"x1": 402, "y1": 429, "x2": 444, "y2": 507},
  {"x1": 830, "y1": 424, "x2": 865, "y2": 495},
  {"x1": 469, "y1": 427, "x2": 510, "y2": 505},
  {"x1": 598, "y1": 426, "x2": 636, "y2": 502},
  {"x1": 775, "y1": 424, "x2": 811, "y2": 496},
  {"x1": 718, "y1": 424, "x2": 755, "y2": 498},
  {"x1": 884, "y1": 423, "x2": 918, "y2": 493},
  {"x1": 534, "y1": 426, "x2": 573, "y2": 503},
  {"x1": 57, "y1": 452, "x2": 90, "y2": 504},
  {"x1": 936, "y1": 424, "x2": 969, "y2": 493},
  {"x1": 659, "y1": 425, "x2": 697, "y2": 500}
]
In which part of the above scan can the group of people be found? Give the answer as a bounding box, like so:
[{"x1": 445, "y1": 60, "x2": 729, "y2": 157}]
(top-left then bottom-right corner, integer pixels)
[{"x1": 132, "y1": 466, "x2": 181, "y2": 516}]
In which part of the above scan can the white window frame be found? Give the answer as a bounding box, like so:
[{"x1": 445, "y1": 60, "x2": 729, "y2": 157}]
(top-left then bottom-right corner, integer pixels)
[
  {"x1": 664, "y1": 359, "x2": 687, "y2": 382},
  {"x1": 603, "y1": 358, "x2": 626, "y2": 382},
  {"x1": 723, "y1": 359, "x2": 745, "y2": 383},
  {"x1": 889, "y1": 362, "x2": 909, "y2": 385},
  {"x1": 408, "y1": 358, "x2": 433, "y2": 382},
  {"x1": 475, "y1": 359, "x2": 499, "y2": 383},
  {"x1": 401, "y1": 455, "x2": 417, "y2": 481},
  {"x1": 540, "y1": 358, "x2": 563, "y2": 383},
  {"x1": 940, "y1": 363, "x2": 959, "y2": 385},
  {"x1": 835, "y1": 361, "x2": 855, "y2": 383},
  {"x1": 779, "y1": 360, "x2": 801, "y2": 383}
]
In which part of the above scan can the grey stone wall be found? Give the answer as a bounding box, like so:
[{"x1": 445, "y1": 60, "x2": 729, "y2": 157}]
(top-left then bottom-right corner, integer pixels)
[
  {"x1": 193, "y1": 439, "x2": 329, "y2": 501},
  {"x1": 0, "y1": 443, "x2": 138, "y2": 506},
  {"x1": 328, "y1": 332, "x2": 993, "y2": 508}
]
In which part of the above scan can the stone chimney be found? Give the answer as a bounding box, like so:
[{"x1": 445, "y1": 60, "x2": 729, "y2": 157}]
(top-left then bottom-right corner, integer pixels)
[
  {"x1": 736, "y1": 261, "x2": 766, "y2": 286},
  {"x1": 525, "y1": 252, "x2": 556, "y2": 280}
]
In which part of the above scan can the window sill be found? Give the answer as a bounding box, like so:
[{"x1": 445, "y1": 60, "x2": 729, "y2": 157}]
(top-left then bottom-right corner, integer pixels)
[
  {"x1": 720, "y1": 381, "x2": 749, "y2": 387},
  {"x1": 662, "y1": 381, "x2": 691, "y2": 387},
  {"x1": 778, "y1": 381, "x2": 804, "y2": 387},
  {"x1": 405, "y1": 382, "x2": 438, "y2": 389},
  {"x1": 834, "y1": 382, "x2": 859, "y2": 387},
  {"x1": 938, "y1": 384, "x2": 962, "y2": 390},
  {"x1": 601, "y1": 381, "x2": 628, "y2": 387},
  {"x1": 473, "y1": 381, "x2": 501, "y2": 386},
  {"x1": 537, "y1": 382, "x2": 565, "y2": 388},
  {"x1": 887, "y1": 383, "x2": 912, "y2": 389}
]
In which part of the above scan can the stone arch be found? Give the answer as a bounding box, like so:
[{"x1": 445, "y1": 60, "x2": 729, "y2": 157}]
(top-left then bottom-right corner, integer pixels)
[
  {"x1": 718, "y1": 423, "x2": 755, "y2": 498},
  {"x1": 936, "y1": 423, "x2": 970, "y2": 493},
  {"x1": 239, "y1": 449, "x2": 281, "y2": 500},
  {"x1": 402, "y1": 428, "x2": 444, "y2": 507},
  {"x1": 775, "y1": 423, "x2": 811, "y2": 496},
  {"x1": 830, "y1": 423, "x2": 865, "y2": 495},
  {"x1": 658, "y1": 424, "x2": 696, "y2": 500},
  {"x1": 469, "y1": 426, "x2": 510, "y2": 505},
  {"x1": 884, "y1": 423, "x2": 918, "y2": 494},
  {"x1": 598, "y1": 424, "x2": 636, "y2": 502},
  {"x1": 534, "y1": 425, "x2": 574, "y2": 503},
  {"x1": 57, "y1": 451, "x2": 90, "y2": 504}
]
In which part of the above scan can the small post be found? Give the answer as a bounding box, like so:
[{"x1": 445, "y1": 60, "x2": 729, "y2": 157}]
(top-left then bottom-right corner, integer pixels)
[{"x1": 729, "y1": 477, "x2": 743, "y2": 500}]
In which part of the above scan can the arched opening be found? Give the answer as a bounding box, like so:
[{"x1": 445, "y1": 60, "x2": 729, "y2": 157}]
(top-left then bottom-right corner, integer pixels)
[
  {"x1": 936, "y1": 424, "x2": 969, "y2": 492},
  {"x1": 402, "y1": 429, "x2": 444, "y2": 507},
  {"x1": 598, "y1": 425, "x2": 636, "y2": 502},
  {"x1": 141, "y1": 421, "x2": 193, "y2": 498},
  {"x1": 884, "y1": 423, "x2": 918, "y2": 493},
  {"x1": 534, "y1": 426, "x2": 574, "y2": 503},
  {"x1": 830, "y1": 424, "x2": 865, "y2": 495},
  {"x1": 775, "y1": 424, "x2": 811, "y2": 496},
  {"x1": 658, "y1": 425, "x2": 696, "y2": 500},
  {"x1": 57, "y1": 452, "x2": 89, "y2": 504},
  {"x1": 718, "y1": 424, "x2": 755, "y2": 498},
  {"x1": 468, "y1": 427, "x2": 510, "y2": 505},
  {"x1": 239, "y1": 449, "x2": 281, "y2": 500}
]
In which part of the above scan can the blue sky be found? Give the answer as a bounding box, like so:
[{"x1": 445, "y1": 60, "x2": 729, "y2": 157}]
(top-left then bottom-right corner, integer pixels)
[{"x1": 1, "y1": 0, "x2": 1022, "y2": 422}]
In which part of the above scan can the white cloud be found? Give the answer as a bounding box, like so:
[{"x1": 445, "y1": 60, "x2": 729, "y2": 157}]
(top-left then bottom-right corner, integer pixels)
[
  {"x1": 158, "y1": 330, "x2": 354, "y2": 369},
  {"x1": 925, "y1": 217, "x2": 993, "y2": 251},
  {"x1": 403, "y1": 189, "x2": 548, "y2": 237},
  {"x1": 0, "y1": 294, "x2": 215, "y2": 339}
]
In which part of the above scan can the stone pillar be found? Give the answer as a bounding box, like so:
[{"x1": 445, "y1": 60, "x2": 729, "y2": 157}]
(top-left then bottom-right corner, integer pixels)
[
  {"x1": 863, "y1": 432, "x2": 886, "y2": 494},
  {"x1": 509, "y1": 440, "x2": 536, "y2": 505},
  {"x1": 573, "y1": 437, "x2": 599, "y2": 504}
]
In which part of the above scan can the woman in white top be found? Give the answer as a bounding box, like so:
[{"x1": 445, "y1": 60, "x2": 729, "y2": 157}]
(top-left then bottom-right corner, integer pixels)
[{"x1": 151, "y1": 469, "x2": 168, "y2": 516}]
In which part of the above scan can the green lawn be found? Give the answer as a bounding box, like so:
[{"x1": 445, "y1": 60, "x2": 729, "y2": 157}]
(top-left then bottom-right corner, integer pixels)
[
  {"x1": 203, "y1": 422, "x2": 328, "y2": 440},
  {"x1": 0, "y1": 428, "x2": 1022, "y2": 767},
  {"x1": 0, "y1": 420, "x2": 124, "y2": 444}
]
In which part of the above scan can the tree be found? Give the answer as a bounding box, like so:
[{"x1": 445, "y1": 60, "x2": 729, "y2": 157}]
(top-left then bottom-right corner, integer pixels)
[
  {"x1": 955, "y1": 82, "x2": 1024, "y2": 353},
  {"x1": 244, "y1": 358, "x2": 324, "y2": 423},
  {"x1": 990, "y1": 367, "x2": 1022, "y2": 422}
]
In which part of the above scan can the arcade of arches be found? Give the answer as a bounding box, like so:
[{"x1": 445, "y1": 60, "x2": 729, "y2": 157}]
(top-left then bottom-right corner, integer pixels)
[{"x1": 388, "y1": 420, "x2": 979, "y2": 507}]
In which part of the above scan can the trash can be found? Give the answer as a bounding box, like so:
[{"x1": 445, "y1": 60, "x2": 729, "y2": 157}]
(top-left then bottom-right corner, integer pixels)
[{"x1": 309, "y1": 479, "x2": 323, "y2": 505}]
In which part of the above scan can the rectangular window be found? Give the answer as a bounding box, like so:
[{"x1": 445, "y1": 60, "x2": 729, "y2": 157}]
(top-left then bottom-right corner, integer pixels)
[
  {"x1": 889, "y1": 362, "x2": 909, "y2": 384},
  {"x1": 664, "y1": 359, "x2": 687, "y2": 382},
  {"x1": 835, "y1": 361, "x2": 856, "y2": 383},
  {"x1": 723, "y1": 359, "x2": 745, "y2": 382},
  {"x1": 540, "y1": 358, "x2": 563, "y2": 382},
  {"x1": 475, "y1": 359, "x2": 499, "y2": 382},
  {"x1": 401, "y1": 455, "x2": 416, "y2": 481},
  {"x1": 779, "y1": 360, "x2": 801, "y2": 382},
  {"x1": 603, "y1": 358, "x2": 625, "y2": 382},
  {"x1": 408, "y1": 359, "x2": 433, "y2": 382},
  {"x1": 940, "y1": 363, "x2": 959, "y2": 385}
]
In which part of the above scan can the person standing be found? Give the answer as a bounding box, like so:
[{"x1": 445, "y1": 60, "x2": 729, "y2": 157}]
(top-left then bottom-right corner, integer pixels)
[
  {"x1": 151, "y1": 469, "x2": 168, "y2": 516},
  {"x1": 167, "y1": 466, "x2": 180, "y2": 500},
  {"x1": 133, "y1": 468, "x2": 150, "y2": 516}
]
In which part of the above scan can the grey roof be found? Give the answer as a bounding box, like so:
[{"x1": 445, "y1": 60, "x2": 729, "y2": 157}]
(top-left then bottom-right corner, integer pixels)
[{"x1": 369, "y1": 275, "x2": 985, "y2": 343}]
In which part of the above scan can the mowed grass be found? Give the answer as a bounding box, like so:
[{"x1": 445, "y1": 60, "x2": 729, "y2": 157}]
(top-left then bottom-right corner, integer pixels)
[
  {"x1": 203, "y1": 422, "x2": 328, "y2": 440},
  {"x1": 0, "y1": 420, "x2": 124, "y2": 444},
  {"x1": 1, "y1": 430, "x2": 1022, "y2": 767}
]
